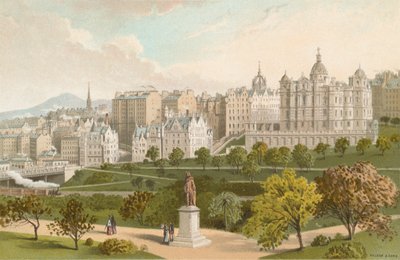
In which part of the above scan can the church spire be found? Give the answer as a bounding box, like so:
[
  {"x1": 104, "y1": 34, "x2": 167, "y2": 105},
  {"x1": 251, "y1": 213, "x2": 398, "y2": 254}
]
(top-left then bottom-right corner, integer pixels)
[
  {"x1": 258, "y1": 61, "x2": 261, "y2": 75},
  {"x1": 87, "y1": 82, "x2": 92, "y2": 111}
]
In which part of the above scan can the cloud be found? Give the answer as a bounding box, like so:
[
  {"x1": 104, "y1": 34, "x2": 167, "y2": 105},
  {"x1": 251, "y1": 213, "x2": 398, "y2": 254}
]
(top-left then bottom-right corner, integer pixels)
[
  {"x1": 186, "y1": 16, "x2": 228, "y2": 39},
  {"x1": 66, "y1": 0, "x2": 196, "y2": 17}
]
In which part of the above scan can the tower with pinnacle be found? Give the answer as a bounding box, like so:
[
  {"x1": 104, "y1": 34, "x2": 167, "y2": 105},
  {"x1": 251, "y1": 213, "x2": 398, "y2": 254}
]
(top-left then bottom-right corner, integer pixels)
[{"x1": 87, "y1": 82, "x2": 92, "y2": 111}]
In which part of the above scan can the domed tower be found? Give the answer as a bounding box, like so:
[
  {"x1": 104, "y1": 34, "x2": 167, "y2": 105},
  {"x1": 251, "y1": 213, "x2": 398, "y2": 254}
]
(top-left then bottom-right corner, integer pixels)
[
  {"x1": 252, "y1": 62, "x2": 267, "y2": 93},
  {"x1": 310, "y1": 48, "x2": 329, "y2": 84}
]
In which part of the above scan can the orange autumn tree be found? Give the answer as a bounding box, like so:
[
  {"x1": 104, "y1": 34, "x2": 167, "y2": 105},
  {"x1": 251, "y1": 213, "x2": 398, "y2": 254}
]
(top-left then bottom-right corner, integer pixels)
[{"x1": 315, "y1": 162, "x2": 399, "y2": 240}]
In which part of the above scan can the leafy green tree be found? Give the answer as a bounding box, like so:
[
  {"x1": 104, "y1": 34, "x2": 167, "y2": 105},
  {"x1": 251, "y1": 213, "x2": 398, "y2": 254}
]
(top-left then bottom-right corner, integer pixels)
[
  {"x1": 119, "y1": 191, "x2": 154, "y2": 225},
  {"x1": 131, "y1": 176, "x2": 144, "y2": 189},
  {"x1": 278, "y1": 146, "x2": 292, "y2": 167},
  {"x1": 252, "y1": 141, "x2": 268, "y2": 165},
  {"x1": 0, "y1": 202, "x2": 11, "y2": 227},
  {"x1": 241, "y1": 157, "x2": 260, "y2": 183},
  {"x1": 145, "y1": 179, "x2": 156, "y2": 191},
  {"x1": 315, "y1": 162, "x2": 398, "y2": 240},
  {"x1": 212, "y1": 155, "x2": 224, "y2": 171},
  {"x1": 48, "y1": 199, "x2": 96, "y2": 250},
  {"x1": 292, "y1": 144, "x2": 315, "y2": 170},
  {"x1": 6, "y1": 195, "x2": 51, "y2": 240},
  {"x1": 244, "y1": 169, "x2": 321, "y2": 250},
  {"x1": 168, "y1": 147, "x2": 185, "y2": 169},
  {"x1": 195, "y1": 147, "x2": 211, "y2": 170},
  {"x1": 375, "y1": 136, "x2": 392, "y2": 155},
  {"x1": 226, "y1": 147, "x2": 247, "y2": 174},
  {"x1": 264, "y1": 147, "x2": 282, "y2": 172},
  {"x1": 390, "y1": 133, "x2": 400, "y2": 149},
  {"x1": 145, "y1": 146, "x2": 159, "y2": 165},
  {"x1": 121, "y1": 163, "x2": 140, "y2": 178},
  {"x1": 380, "y1": 116, "x2": 390, "y2": 125},
  {"x1": 390, "y1": 117, "x2": 400, "y2": 126},
  {"x1": 356, "y1": 138, "x2": 372, "y2": 155},
  {"x1": 143, "y1": 189, "x2": 180, "y2": 226},
  {"x1": 314, "y1": 143, "x2": 330, "y2": 160},
  {"x1": 155, "y1": 158, "x2": 168, "y2": 177},
  {"x1": 334, "y1": 137, "x2": 350, "y2": 157},
  {"x1": 100, "y1": 163, "x2": 111, "y2": 170},
  {"x1": 209, "y1": 192, "x2": 242, "y2": 231}
]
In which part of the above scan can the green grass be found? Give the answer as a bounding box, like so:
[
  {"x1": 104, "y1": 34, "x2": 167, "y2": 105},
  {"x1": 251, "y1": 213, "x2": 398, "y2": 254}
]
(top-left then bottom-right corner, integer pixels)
[
  {"x1": 262, "y1": 219, "x2": 400, "y2": 259},
  {"x1": 0, "y1": 231, "x2": 161, "y2": 259}
]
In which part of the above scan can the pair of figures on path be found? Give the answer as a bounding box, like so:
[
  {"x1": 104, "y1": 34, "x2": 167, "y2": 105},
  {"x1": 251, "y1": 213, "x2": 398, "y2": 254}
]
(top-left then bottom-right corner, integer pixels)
[
  {"x1": 105, "y1": 215, "x2": 117, "y2": 235},
  {"x1": 162, "y1": 223, "x2": 174, "y2": 244}
]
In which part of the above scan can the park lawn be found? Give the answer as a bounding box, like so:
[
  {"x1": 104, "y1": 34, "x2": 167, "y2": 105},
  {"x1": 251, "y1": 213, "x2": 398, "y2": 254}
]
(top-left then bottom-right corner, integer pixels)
[
  {"x1": 62, "y1": 169, "x2": 132, "y2": 187},
  {"x1": 262, "y1": 219, "x2": 400, "y2": 259},
  {"x1": 62, "y1": 179, "x2": 173, "y2": 192},
  {"x1": 0, "y1": 231, "x2": 161, "y2": 259}
]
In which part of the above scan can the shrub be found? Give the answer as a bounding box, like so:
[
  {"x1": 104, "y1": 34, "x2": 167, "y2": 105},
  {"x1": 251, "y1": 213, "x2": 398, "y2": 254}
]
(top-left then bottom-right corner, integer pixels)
[
  {"x1": 98, "y1": 238, "x2": 137, "y2": 255},
  {"x1": 334, "y1": 233, "x2": 346, "y2": 241},
  {"x1": 143, "y1": 159, "x2": 149, "y2": 164},
  {"x1": 84, "y1": 237, "x2": 94, "y2": 246},
  {"x1": 311, "y1": 234, "x2": 330, "y2": 247},
  {"x1": 325, "y1": 242, "x2": 367, "y2": 259},
  {"x1": 139, "y1": 244, "x2": 148, "y2": 252},
  {"x1": 84, "y1": 172, "x2": 114, "y2": 185}
]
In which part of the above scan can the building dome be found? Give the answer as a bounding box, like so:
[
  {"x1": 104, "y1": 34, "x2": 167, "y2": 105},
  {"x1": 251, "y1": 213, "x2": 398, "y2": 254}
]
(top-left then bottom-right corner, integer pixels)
[
  {"x1": 252, "y1": 62, "x2": 267, "y2": 91},
  {"x1": 354, "y1": 65, "x2": 366, "y2": 78},
  {"x1": 280, "y1": 71, "x2": 290, "y2": 82},
  {"x1": 310, "y1": 48, "x2": 328, "y2": 77}
]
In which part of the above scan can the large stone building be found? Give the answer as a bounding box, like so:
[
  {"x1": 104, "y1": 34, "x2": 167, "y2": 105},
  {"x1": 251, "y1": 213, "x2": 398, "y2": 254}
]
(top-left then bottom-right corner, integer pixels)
[
  {"x1": 61, "y1": 136, "x2": 80, "y2": 165},
  {"x1": 30, "y1": 134, "x2": 52, "y2": 161},
  {"x1": 246, "y1": 49, "x2": 376, "y2": 150},
  {"x1": 0, "y1": 134, "x2": 30, "y2": 159},
  {"x1": 112, "y1": 87, "x2": 161, "y2": 147},
  {"x1": 79, "y1": 123, "x2": 119, "y2": 166},
  {"x1": 225, "y1": 87, "x2": 251, "y2": 136},
  {"x1": 161, "y1": 89, "x2": 197, "y2": 120},
  {"x1": 131, "y1": 114, "x2": 213, "y2": 162},
  {"x1": 196, "y1": 92, "x2": 226, "y2": 140},
  {"x1": 371, "y1": 71, "x2": 400, "y2": 119}
]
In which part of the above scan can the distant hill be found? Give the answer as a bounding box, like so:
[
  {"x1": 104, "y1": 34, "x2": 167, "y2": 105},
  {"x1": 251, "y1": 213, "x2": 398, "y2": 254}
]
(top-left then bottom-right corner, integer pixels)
[{"x1": 0, "y1": 93, "x2": 111, "y2": 120}]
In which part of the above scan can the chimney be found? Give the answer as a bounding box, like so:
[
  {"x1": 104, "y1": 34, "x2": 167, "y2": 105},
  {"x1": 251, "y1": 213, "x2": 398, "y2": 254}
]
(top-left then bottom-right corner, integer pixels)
[{"x1": 105, "y1": 113, "x2": 109, "y2": 125}]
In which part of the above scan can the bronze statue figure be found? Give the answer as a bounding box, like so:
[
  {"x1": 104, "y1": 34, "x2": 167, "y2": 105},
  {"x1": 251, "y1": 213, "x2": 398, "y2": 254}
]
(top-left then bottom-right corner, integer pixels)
[{"x1": 184, "y1": 171, "x2": 196, "y2": 206}]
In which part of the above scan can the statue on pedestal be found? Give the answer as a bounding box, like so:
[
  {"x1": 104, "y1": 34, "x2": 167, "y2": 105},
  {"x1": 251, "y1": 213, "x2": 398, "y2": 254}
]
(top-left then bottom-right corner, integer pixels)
[{"x1": 184, "y1": 171, "x2": 196, "y2": 206}]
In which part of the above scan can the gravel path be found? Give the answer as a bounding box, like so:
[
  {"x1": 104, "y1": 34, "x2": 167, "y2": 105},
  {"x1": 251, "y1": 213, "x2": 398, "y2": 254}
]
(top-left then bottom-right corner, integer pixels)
[{"x1": 1, "y1": 220, "x2": 371, "y2": 259}]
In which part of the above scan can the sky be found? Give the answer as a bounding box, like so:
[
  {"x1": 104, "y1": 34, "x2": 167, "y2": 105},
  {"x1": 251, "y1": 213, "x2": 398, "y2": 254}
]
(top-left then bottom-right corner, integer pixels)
[{"x1": 0, "y1": 0, "x2": 399, "y2": 112}]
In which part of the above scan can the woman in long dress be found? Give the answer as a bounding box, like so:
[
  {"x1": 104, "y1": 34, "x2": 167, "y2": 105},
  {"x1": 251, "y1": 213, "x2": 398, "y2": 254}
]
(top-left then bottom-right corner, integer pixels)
[{"x1": 163, "y1": 224, "x2": 169, "y2": 244}]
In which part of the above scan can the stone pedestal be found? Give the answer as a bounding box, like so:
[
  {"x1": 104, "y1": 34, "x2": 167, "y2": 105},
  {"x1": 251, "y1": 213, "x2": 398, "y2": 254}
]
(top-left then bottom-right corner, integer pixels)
[{"x1": 170, "y1": 206, "x2": 211, "y2": 248}]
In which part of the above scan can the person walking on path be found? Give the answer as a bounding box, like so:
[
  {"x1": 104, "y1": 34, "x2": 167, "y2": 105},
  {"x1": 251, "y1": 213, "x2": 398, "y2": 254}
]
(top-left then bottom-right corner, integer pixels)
[
  {"x1": 105, "y1": 216, "x2": 113, "y2": 235},
  {"x1": 111, "y1": 215, "x2": 117, "y2": 234},
  {"x1": 163, "y1": 223, "x2": 169, "y2": 244},
  {"x1": 169, "y1": 223, "x2": 174, "y2": 242}
]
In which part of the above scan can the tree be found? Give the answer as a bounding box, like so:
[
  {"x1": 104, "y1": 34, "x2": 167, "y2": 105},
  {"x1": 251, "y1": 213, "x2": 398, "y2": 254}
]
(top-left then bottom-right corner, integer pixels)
[
  {"x1": 195, "y1": 147, "x2": 211, "y2": 171},
  {"x1": 390, "y1": 117, "x2": 400, "y2": 126},
  {"x1": 145, "y1": 146, "x2": 159, "y2": 165},
  {"x1": 264, "y1": 147, "x2": 282, "y2": 172},
  {"x1": 226, "y1": 147, "x2": 247, "y2": 174},
  {"x1": 119, "y1": 191, "x2": 154, "y2": 225},
  {"x1": 356, "y1": 138, "x2": 372, "y2": 155},
  {"x1": 212, "y1": 156, "x2": 224, "y2": 171},
  {"x1": 48, "y1": 199, "x2": 96, "y2": 250},
  {"x1": 168, "y1": 147, "x2": 184, "y2": 169},
  {"x1": 6, "y1": 195, "x2": 51, "y2": 240},
  {"x1": 252, "y1": 142, "x2": 268, "y2": 165},
  {"x1": 143, "y1": 189, "x2": 180, "y2": 226},
  {"x1": 243, "y1": 169, "x2": 321, "y2": 250},
  {"x1": 145, "y1": 179, "x2": 156, "y2": 191},
  {"x1": 100, "y1": 163, "x2": 111, "y2": 170},
  {"x1": 121, "y1": 163, "x2": 140, "y2": 178},
  {"x1": 278, "y1": 146, "x2": 292, "y2": 167},
  {"x1": 380, "y1": 116, "x2": 390, "y2": 125},
  {"x1": 292, "y1": 144, "x2": 315, "y2": 170},
  {"x1": 131, "y1": 176, "x2": 144, "y2": 189},
  {"x1": 314, "y1": 143, "x2": 330, "y2": 160},
  {"x1": 241, "y1": 157, "x2": 260, "y2": 183},
  {"x1": 390, "y1": 133, "x2": 400, "y2": 149},
  {"x1": 209, "y1": 192, "x2": 242, "y2": 231},
  {"x1": 155, "y1": 158, "x2": 168, "y2": 177},
  {"x1": 375, "y1": 136, "x2": 392, "y2": 155},
  {"x1": 315, "y1": 162, "x2": 398, "y2": 240},
  {"x1": 334, "y1": 137, "x2": 350, "y2": 157}
]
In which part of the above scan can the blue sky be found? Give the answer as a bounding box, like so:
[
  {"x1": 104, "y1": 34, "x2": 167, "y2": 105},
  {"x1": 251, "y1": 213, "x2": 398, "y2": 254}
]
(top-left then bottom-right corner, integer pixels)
[{"x1": 0, "y1": 0, "x2": 399, "y2": 112}]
